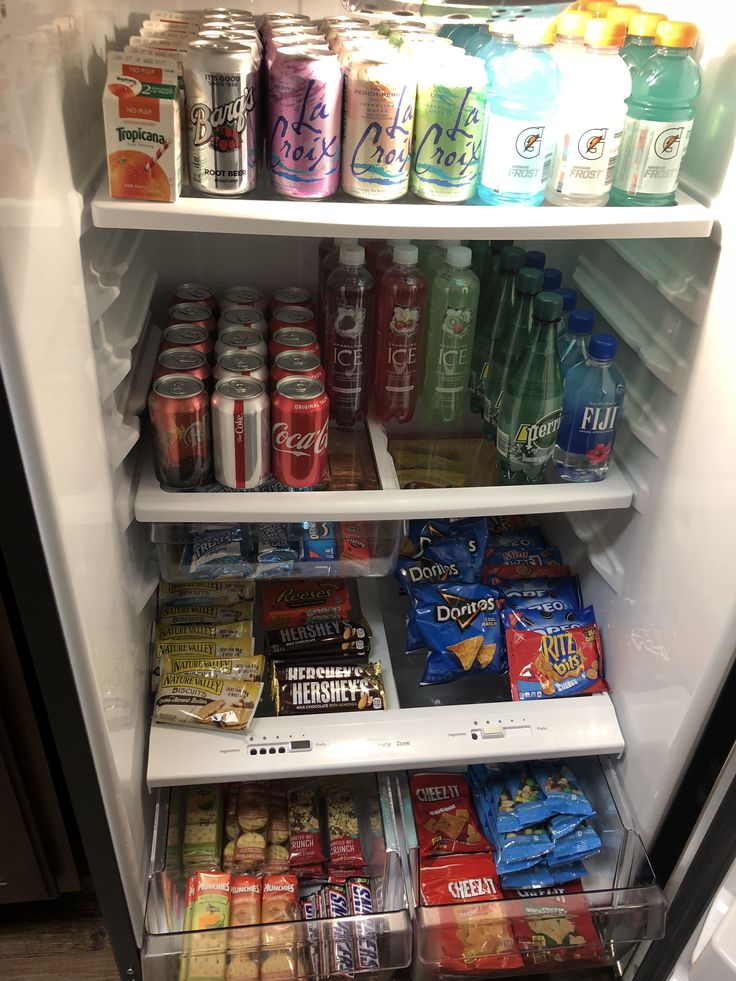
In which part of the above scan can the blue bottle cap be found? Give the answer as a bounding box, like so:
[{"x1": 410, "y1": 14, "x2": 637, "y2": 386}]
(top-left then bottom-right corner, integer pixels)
[
  {"x1": 543, "y1": 267, "x2": 563, "y2": 291},
  {"x1": 555, "y1": 287, "x2": 577, "y2": 312},
  {"x1": 589, "y1": 332, "x2": 617, "y2": 360},
  {"x1": 524, "y1": 250, "x2": 546, "y2": 269},
  {"x1": 569, "y1": 309, "x2": 594, "y2": 335}
]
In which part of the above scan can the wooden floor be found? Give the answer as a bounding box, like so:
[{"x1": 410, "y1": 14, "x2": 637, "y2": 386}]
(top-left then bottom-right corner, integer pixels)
[{"x1": 0, "y1": 880, "x2": 119, "y2": 980}]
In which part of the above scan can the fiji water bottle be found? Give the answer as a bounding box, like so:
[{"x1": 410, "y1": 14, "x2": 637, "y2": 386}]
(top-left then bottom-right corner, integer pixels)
[
  {"x1": 559, "y1": 308, "x2": 594, "y2": 378},
  {"x1": 554, "y1": 333, "x2": 625, "y2": 481},
  {"x1": 554, "y1": 287, "x2": 578, "y2": 338},
  {"x1": 621, "y1": 12, "x2": 668, "y2": 73},
  {"x1": 543, "y1": 267, "x2": 562, "y2": 291},
  {"x1": 478, "y1": 19, "x2": 560, "y2": 206},
  {"x1": 611, "y1": 21, "x2": 701, "y2": 207}
]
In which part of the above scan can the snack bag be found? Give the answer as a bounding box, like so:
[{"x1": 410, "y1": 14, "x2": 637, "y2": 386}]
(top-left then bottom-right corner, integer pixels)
[
  {"x1": 548, "y1": 813, "x2": 592, "y2": 841},
  {"x1": 546, "y1": 822, "x2": 601, "y2": 865},
  {"x1": 154, "y1": 675, "x2": 261, "y2": 730},
  {"x1": 261, "y1": 873, "x2": 299, "y2": 947},
  {"x1": 158, "y1": 601, "x2": 254, "y2": 626},
  {"x1": 487, "y1": 515, "x2": 526, "y2": 533},
  {"x1": 491, "y1": 576, "x2": 582, "y2": 611},
  {"x1": 407, "y1": 517, "x2": 488, "y2": 579},
  {"x1": 504, "y1": 881, "x2": 604, "y2": 967},
  {"x1": 486, "y1": 526, "x2": 545, "y2": 548},
  {"x1": 287, "y1": 786, "x2": 326, "y2": 868},
  {"x1": 507, "y1": 625, "x2": 607, "y2": 700},
  {"x1": 397, "y1": 549, "x2": 476, "y2": 591},
  {"x1": 413, "y1": 583, "x2": 505, "y2": 684},
  {"x1": 182, "y1": 526, "x2": 253, "y2": 578},
  {"x1": 485, "y1": 563, "x2": 571, "y2": 581},
  {"x1": 502, "y1": 606, "x2": 596, "y2": 635},
  {"x1": 496, "y1": 766, "x2": 550, "y2": 832},
  {"x1": 484, "y1": 545, "x2": 563, "y2": 568},
  {"x1": 420, "y1": 853, "x2": 502, "y2": 906},
  {"x1": 159, "y1": 580, "x2": 255, "y2": 607},
  {"x1": 411, "y1": 773, "x2": 490, "y2": 857},
  {"x1": 325, "y1": 783, "x2": 366, "y2": 870},
  {"x1": 531, "y1": 764, "x2": 595, "y2": 817}
]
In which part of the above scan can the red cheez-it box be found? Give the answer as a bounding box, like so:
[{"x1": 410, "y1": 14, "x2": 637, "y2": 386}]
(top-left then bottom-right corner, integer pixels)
[
  {"x1": 260, "y1": 579, "x2": 351, "y2": 629},
  {"x1": 503, "y1": 881, "x2": 604, "y2": 967}
]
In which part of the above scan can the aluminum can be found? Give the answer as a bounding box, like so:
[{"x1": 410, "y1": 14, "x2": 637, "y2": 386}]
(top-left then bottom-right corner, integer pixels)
[
  {"x1": 271, "y1": 377, "x2": 329, "y2": 488},
  {"x1": 169, "y1": 282, "x2": 218, "y2": 312},
  {"x1": 154, "y1": 348, "x2": 212, "y2": 385},
  {"x1": 269, "y1": 305, "x2": 317, "y2": 339},
  {"x1": 216, "y1": 326, "x2": 268, "y2": 359},
  {"x1": 167, "y1": 302, "x2": 216, "y2": 334},
  {"x1": 161, "y1": 324, "x2": 214, "y2": 361},
  {"x1": 148, "y1": 375, "x2": 212, "y2": 488},
  {"x1": 270, "y1": 351, "x2": 325, "y2": 387},
  {"x1": 220, "y1": 285, "x2": 267, "y2": 314},
  {"x1": 268, "y1": 46, "x2": 343, "y2": 199},
  {"x1": 184, "y1": 39, "x2": 259, "y2": 196},
  {"x1": 212, "y1": 377, "x2": 270, "y2": 488},
  {"x1": 217, "y1": 307, "x2": 268, "y2": 337},
  {"x1": 270, "y1": 286, "x2": 314, "y2": 312},
  {"x1": 214, "y1": 350, "x2": 269, "y2": 384},
  {"x1": 269, "y1": 327, "x2": 320, "y2": 360}
]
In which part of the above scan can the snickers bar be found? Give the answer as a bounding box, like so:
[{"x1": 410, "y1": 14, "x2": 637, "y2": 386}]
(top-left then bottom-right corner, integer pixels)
[
  {"x1": 324, "y1": 884, "x2": 355, "y2": 977},
  {"x1": 265, "y1": 618, "x2": 371, "y2": 659},
  {"x1": 348, "y1": 877, "x2": 380, "y2": 970}
]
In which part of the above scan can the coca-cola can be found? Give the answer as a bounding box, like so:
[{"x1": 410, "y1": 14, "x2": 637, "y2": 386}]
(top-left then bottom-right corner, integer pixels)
[
  {"x1": 167, "y1": 302, "x2": 216, "y2": 334},
  {"x1": 154, "y1": 348, "x2": 212, "y2": 386},
  {"x1": 270, "y1": 351, "x2": 325, "y2": 387},
  {"x1": 212, "y1": 377, "x2": 270, "y2": 489},
  {"x1": 169, "y1": 283, "x2": 218, "y2": 313},
  {"x1": 215, "y1": 350, "x2": 269, "y2": 384},
  {"x1": 160, "y1": 324, "x2": 214, "y2": 361},
  {"x1": 269, "y1": 327, "x2": 320, "y2": 360},
  {"x1": 148, "y1": 375, "x2": 212, "y2": 488},
  {"x1": 216, "y1": 327, "x2": 268, "y2": 359},
  {"x1": 218, "y1": 307, "x2": 268, "y2": 337},
  {"x1": 271, "y1": 377, "x2": 329, "y2": 488},
  {"x1": 220, "y1": 285, "x2": 267, "y2": 314},
  {"x1": 270, "y1": 286, "x2": 314, "y2": 313},
  {"x1": 269, "y1": 304, "x2": 317, "y2": 338}
]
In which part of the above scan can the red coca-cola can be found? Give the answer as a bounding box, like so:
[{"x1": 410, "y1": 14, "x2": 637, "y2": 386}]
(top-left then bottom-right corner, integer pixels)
[
  {"x1": 154, "y1": 348, "x2": 212, "y2": 386},
  {"x1": 269, "y1": 327, "x2": 320, "y2": 360},
  {"x1": 270, "y1": 351, "x2": 325, "y2": 387},
  {"x1": 215, "y1": 350, "x2": 269, "y2": 385},
  {"x1": 160, "y1": 324, "x2": 214, "y2": 362},
  {"x1": 167, "y1": 302, "x2": 216, "y2": 335},
  {"x1": 212, "y1": 378, "x2": 270, "y2": 489},
  {"x1": 216, "y1": 327, "x2": 268, "y2": 360},
  {"x1": 269, "y1": 304, "x2": 317, "y2": 339},
  {"x1": 270, "y1": 286, "x2": 314, "y2": 314},
  {"x1": 220, "y1": 285, "x2": 267, "y2": 314},
  {"x1": 271, "y1": 377, "x2": 329, "y2": 488},
  {"x1": 170, "y1": 283, "x2": 218, "y2": 314},
  {"x1": 148, "y1": 375, "x2": 212, "y2": 489},
  {"x1": 218, "y1": 307, "x2": 268, "y2": 338}
]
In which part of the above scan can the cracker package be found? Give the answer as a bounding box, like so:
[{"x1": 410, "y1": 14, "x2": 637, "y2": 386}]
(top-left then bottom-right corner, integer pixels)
[
  {"x1": 261, "y1": 873, "x2": 299, "y2": 946},
  {"x1": 325, "y1": 783, "x2": 366, "y2": 870},
  {"x1": 507, "y1": 624, "x2": 607, "y2": 700},
  {"x1": 183, "y1": 785, "x2": 224, "y2": 872},
  {"x1": 504, "y1": 881, "x2": 604, "y2": 968},
  {"x1": 154, "y1": 674, "x2": 261, "y2": 730},
  {"x1": 411, "y1": 773, "x2": 490, "y2": 857},
  {"x1": 228, "y1": 874, "x2": 261, "y2": 952}
]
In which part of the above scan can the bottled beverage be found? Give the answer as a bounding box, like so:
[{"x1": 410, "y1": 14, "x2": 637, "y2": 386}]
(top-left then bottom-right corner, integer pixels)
[
  {"x1": 546, "y1": 19, "x2": 630, "y2": 207},
  {"x1": 470, "y1": 245, "x2": 526, "y2": 416},
  {"x1": 478, "y1": 19, "x2": 560, "y2": 206},
  {"x1": 324, "y1": 244, "x2": 375, "y2": 427},
  {"x1": 554, "y1": 287, "x2": 578, "y2": 337},
  {"x1": 483, "y1": 266, "x2": 544, "y2": 440},
  {"x1": 606, "y1": 6, "x2": 645, "y2": 31},
  {"x1": 620, "y1": 11, "x2": 667, "y2": 72},
  {"x1": 320, "y1": 238, "x2": 358, "y2": 332},
  {"x1": 465, "y1": 23, "x2": 493, "y2": 57},
  {"x1": 558, "y1": 308, "x2": 594, "y2": 378},
  {"x1": 477, "y1": 22, "x2": 515, "y2": 64},
  {"x1": 550, "y1": 10, "x2": 592, "y2": 79},
  {"x1": 524, "y1": 250, "x2": 546, "y2": 270},
  {"x1": 611, "y1": 21, "x2": 701, "y2": 207},
  {"x1": 543, "y1": 267, "x2": 562, "y2": 291},
  {"x1": 586, "y1": 0, "x2": 616, "y2": 15},
  {"x1": 469, "y1": 240, "x2": 492, "y2": 280},
  {"x1": 373, "y1": 243, "x2": 428, "y2": 424},
  {"x1": 423, "y1": 240, "x2": 457, "y2": 281},
  {"x1": 361, "y1": 239, "x2": 387, "y2": 283},
  {"x1": 377, "y1": 239, "x2": 408, "y2": 277},
  {"x1": 496, "y1": 291, "x2": 564, "y2": 484},
  {"x1": 554, "y1": 332, "x2": 625, "y2": 481},
  {"x1": 422, "y1": 246, "x2": 480, "y2": 423}
]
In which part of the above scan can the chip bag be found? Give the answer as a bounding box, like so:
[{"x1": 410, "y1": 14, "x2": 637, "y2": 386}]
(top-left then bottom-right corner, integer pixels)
[
  {"x1": 408, "y1": 517, "x2": 488, "y2": 579},
  {"x1": 485, "y1": 563, "x2": 571, "y2": 581},
  {"x1": 531, "y1": 764, "x2": 595, "y2": 817},
  {"x1": 487, "y1": 515, "x2": 526, "y2": 534},
  {"x1": 411, "y1": 773, "x2": 490, "y2": 857},
  {"x1": 508, "y1": 623, "x2": 607, "y2": 700}
]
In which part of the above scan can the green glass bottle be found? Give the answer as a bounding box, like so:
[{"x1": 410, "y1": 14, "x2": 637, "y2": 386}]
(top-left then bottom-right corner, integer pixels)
[{"x1": 496, "y1": 291, "x2": 564, "y2": 484}]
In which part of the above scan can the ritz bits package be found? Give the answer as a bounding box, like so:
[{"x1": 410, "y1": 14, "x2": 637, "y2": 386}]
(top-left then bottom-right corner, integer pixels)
[
  {"x1": 103, "y1": 52, "x2": 181, "y2": 202},
  {"x1": 507, "y1": 623, "x2": 608, "y2": 700},
  {"x1": 411, "y1": 773, "x2": 490, "y2": 857}
]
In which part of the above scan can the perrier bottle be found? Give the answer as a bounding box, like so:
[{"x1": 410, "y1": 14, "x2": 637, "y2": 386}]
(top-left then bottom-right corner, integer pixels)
[{"x1": 496, "y1": 291, "x2": 563, "y2": 484}]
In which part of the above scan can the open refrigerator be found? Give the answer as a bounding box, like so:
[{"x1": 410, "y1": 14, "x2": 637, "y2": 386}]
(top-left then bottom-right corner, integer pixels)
[{"x1": 0, "y1": 0, "x2": 735, "y2": 979}]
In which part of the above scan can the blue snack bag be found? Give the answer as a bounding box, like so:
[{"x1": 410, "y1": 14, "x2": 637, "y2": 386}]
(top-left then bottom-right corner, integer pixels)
[
  {"x1": 548, "y1": 813, "x2": 592, "y2": 841},
  {"x1": 546, "y1": 861, "x2": 589, "y2": 885},
  {"x1": 489, "y1": 766, "x2": 550, "y2": 832},
  {"x1": 502, "y1": 605, "x2": 597, "y2": 635},
  {"x1": 484, "y1": 545, "x2": 563, "y2": 568},
  {"x1": 408, "y1": 518, "x2": 488, "y2": 579},
  {"x1": 502, "y1": 861, "x2": 588, "y2": 889},
  {"x1": 495, "y1": 576, "x2": 583, "y2": 612},
  {"x1": 547, "y1": 823, "x2": 601, "y2": 865},
  {"x1": 487, "y1": 526, "x2": 546, "y2": 548},
  {"x1": 397, "y1": 548, "x2": 476, "y2": 592},
  {"x1": 532, "y1": 763, "x2": 595, "y2": 817}
]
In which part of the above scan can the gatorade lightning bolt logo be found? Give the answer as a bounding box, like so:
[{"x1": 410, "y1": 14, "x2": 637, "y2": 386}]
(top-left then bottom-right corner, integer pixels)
[
  {"x1": 654, "y1": 127, "x2": 684, "y2": 159},
  {"x1": 578, "y1": 128, "x2": 607, "y2": 159},
  {"x1": 515, "y1": 126, "x2": 544, "y2": 158}
]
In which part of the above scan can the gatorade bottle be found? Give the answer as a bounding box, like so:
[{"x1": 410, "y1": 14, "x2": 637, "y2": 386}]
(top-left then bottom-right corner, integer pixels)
[
  {"x1": 496, "y1": 291, "x2": 564, "y2": 484},
  {"x1": 551, "y1": 9, "x2": 592, "y2": 79},
  {"x1": 546, "y1": 19, "x2": 631, "y2": 207},
  {"x1": 586, "y1": 0, "x2": 616, "y2": 15},
  {"x1": 611, "y1": 21, "x2": 701, "y2": 207},
  {"x1": 543, "y1": 267, "x2": 563, "y2": 291},
  {"x1": 478, "y1": 18, "x2": 560, "y2": 206},
  {"x1": 621, "y1": 11, "x2": 667, "y2": 72},
  {"x1": 558, "y1": 308, "x2": 594, "y2": 377},
  {"x1": 606, "y1": 5, "x2": 643, "y2": 31},
  {"x1": 524, "y1": 250, "x2": 546, "y2": 270},
  {"x1": 477, "y1": 22, "x2": 516, "y2": 65},
  {"x1": 554, "y1": 287, "x2": 578, "y2": 337}
]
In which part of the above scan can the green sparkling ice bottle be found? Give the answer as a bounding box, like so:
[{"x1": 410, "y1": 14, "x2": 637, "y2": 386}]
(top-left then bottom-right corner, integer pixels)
[{"x1": 496, "y1": 291, "x2": 563, "y2": 484}]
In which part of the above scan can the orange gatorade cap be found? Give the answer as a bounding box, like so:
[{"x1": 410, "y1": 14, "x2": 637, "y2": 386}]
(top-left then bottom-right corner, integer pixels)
[
  {"x1": 628, "y1": 11, "x2": 667, "y2": 37},
  {"x1": 655, "y1": 20, "x2": 698, "y2": 48},
  {"x1": 585, "y1": 17, "x2": 626, "y2": 45},
  {"x1": 557, "y1": 9, "x2": 593, "y2": 37},
  {"x1": 606, "y1": 5, "x2": 641, "y2": 27},
  {"x1": 586, "y1": 0, "x2": 617, "y2": 16}
]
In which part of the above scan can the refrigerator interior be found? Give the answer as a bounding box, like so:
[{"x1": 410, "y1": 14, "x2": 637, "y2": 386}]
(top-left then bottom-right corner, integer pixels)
[{"x1": 0, "y1": 0, "x2": 734, "y2": 967}]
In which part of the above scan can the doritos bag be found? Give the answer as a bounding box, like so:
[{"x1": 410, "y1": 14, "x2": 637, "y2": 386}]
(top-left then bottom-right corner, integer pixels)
[{"x1": 411, "y1": 773, "x2": 490, "y2": 857}]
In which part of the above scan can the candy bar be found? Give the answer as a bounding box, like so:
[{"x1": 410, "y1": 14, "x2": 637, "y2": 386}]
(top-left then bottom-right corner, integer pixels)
[
  {"x1": 323, "y1": 883, "x2": 355, "y2": 977},
  {"x1": 272, "y1": 661, "x2": 387, "y2": 716},
  {"x1": 347, "y1": 877, "x2": 380, "y2": 971},
  {"x1": 339, "y1": 522, "x2": 370, "y2": 567},
  {"x1": 260, "y1": 579, "x2": 351, "y2": 629},
  {"x1": 265, "y1": 618, "x2": 371, "y2": 658}
]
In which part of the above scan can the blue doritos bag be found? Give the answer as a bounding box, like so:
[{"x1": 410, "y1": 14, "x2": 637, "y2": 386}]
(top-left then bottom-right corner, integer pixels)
[
  {"x1": 532, "y1": 763, "x2": 595, "y2": 817},
  {"x1": 408, "y1": 518, "x2": 488, "y2": 579},
  {"x1": 484, "y1": 545, "x2": 563, "y2": 568},
  {"x1": 547, "y1": 823, "x2": 601, "y2": 865},
  {"x1": 486, "y1": 526, "x2": 546, "y2": 549},
  {"x1": 502, "y1": 605, "x2": 596, "y2": 635},
  {"x1": 495, "y1": 577, "x2": 583, "y2": 612}
]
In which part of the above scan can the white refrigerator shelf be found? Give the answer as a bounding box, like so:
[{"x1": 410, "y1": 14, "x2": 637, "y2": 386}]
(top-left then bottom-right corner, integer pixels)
[
  {"x1": 92, "y1": 179, "x2": 714, "y2": 240},
  {"x1": 146, "y1": 578, "x2": 625, "y2": 788}
]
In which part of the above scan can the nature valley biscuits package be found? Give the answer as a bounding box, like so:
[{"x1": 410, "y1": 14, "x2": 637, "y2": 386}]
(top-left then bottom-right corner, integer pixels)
[
  {"x1": 156, "y1": 621, "x2": 254, "y2": 643},
  {"x1": 411, "y1": 773, "x2": 490, "y2": 857},
  {"x1": 156, "y1": 636, "x2": 256, "y2": 663},
  {"x1": 158, "y1": 601, "x2": 254, "y2": 626},
  {"x1": 154, "y1": 673, "x2": 262, "y2": 730},
  {"x1": 158, "y1": 653, "x2": 264, "y2": 684},
  {"x1": 507, "y1": 624, "x2": 607, "y2": 700},
  {"x1": 159, "y1": 580, "x2": 255, "y2": 607}
]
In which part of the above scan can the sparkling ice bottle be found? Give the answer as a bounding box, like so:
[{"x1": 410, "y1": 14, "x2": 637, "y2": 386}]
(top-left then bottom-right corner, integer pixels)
[
  {"x1": 554, "y1": 332, "x2": 625, "y2": 481},
  {"x1": 324, "y1": 244, "x2": 374, "y2": 427},
  {"x1": 559, "y1": 308, "x2": 594, "y2": 379}
]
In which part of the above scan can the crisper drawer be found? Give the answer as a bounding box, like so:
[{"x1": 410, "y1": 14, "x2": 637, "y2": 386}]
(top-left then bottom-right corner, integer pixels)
[
  {"x1": 398, "y1": 756, "x2": 666, "y2": 978},
  {"x1": 141, "y1": 773, "x2": 413, "y2": 981}
]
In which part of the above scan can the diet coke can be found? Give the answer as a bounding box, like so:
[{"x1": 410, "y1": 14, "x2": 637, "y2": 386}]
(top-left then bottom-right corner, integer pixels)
[
  {"x1": 271, "y1": 377, "x2": 329, "y2": 488},
  {"x1": 270, "y1": 351, "x2": 325, "y2": 387},
  {"x1": 160, "y1": 324, "x2": 214, "y2": 361},
  {"x1": 269, "y1": 305, "x2": 317, "y2": 338},
  {"x1": 154, "y1": 348, "x2": 212, "y2": 386},
  {"x1": 169, "y1": 283, "x2": 218, "y2": 313},
  {"x1": 215, "y1": 350, "x2": 269, "y2": 384},
  {"x1": 220, "y1": 285, "x2": 267, "y2": 314},
  {"x1": 212, "y1": 377, "x2": 270, "y2": 488},
  {"x1": 270, "y1": 327, "x2": 320, "y2": 360},
  {"x1": 218, "y1": 307, "x2": 268, "y2": 337},
  {"x1": 270, "y1": 286, "x2": 314, "y2": 312},
  {"x1": 167, "y1": 302, "x2": 216, "y2": 334},
  {"x1": 216, "y1": 327, "x2": 268, "y2": 359},
  {"x1": 148, "y1": 375, "x2": 212, "y2": 488}
]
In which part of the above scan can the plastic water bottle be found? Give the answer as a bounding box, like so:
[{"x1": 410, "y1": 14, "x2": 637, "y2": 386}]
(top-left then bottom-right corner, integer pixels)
[
  {"x1": 554, "y1": 332, "x2": 625, "y2": 481},
  {"x1": 620, "y1": 11, "x2": 668, "y2": 73},
  {"x1": 546, "y1": 19, "x2": 631, "y2": 207},
  {"x1": 543, "y1": 267, "x2": 562, "y2": 291},
  {"x1": 478, "y1": 19, "x2": 560, "y2": 206},
  {"x1": 611, "y1": 21, "x2": 701, "y2": 207},
  {"x1": 554, "y1": 287, "x2": 578, "y2": 338},
  {"x1": 559, "y1": 308, "x2": 594, "y2": 378},
  {"x1": 422, "y1": 246, "x2": 480, "y2": 423},
  {"x1": 496, "y1": 291, "x2": 564, "y2": 484},
  {"x1": 524, "y1": 250, "x2": 546, "y2": 270}
]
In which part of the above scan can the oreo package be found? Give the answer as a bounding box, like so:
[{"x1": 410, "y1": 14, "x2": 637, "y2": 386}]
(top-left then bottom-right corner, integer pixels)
[
  {"x1": 486, "y1": 526, "x2": 545, "y2": 548},
  {"x1": 502, "y1": 606, "x2": 596, "y2": 635},
  {"x1": 494, "y1": 577, "x2": 583, "y2": 612}
]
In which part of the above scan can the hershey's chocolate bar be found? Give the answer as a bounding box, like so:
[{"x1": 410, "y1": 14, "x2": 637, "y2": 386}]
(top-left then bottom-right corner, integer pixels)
[
  {"x1": 272, "y1": 661, "x2": 386, "y2": 716},
  {"x1": 265, "y1": 618, "x2": 371, "y2": 657}
]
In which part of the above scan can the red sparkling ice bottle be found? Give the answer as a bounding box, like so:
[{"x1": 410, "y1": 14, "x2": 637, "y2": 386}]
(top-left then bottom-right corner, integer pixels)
[{"x1": 373, "y1": 242, "x2": 427, "y2": 424}]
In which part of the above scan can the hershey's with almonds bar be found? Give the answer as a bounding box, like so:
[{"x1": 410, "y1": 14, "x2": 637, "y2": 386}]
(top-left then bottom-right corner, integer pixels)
[{"x1": 265, "y1": 618, "x2": 371, "y2": 658}]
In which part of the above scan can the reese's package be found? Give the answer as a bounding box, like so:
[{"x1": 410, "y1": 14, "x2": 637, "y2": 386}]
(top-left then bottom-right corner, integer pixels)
[
  {"x1": 507, "y1": 624, "x2": 607, "y2": 700},
  {"x1": 260, "y1": 579, "x2": 351, "y2": 629},
  {"x1": 410, "y1": 773, "x2": 490, "y2": 857}
]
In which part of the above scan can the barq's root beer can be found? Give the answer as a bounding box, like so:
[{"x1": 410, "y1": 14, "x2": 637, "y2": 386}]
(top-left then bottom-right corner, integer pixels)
[
  {"x1": 149, "y1": 375, "x2": 212, "y2": 488},
  {"x1": 271, "y1": 377, "x2": 329, "y2": 488},
  {"x1": 212, "y1": 377, "x2": 270, "y2": 489}
]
